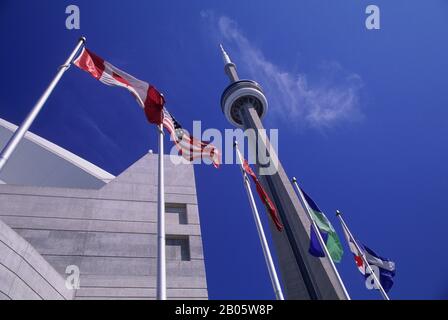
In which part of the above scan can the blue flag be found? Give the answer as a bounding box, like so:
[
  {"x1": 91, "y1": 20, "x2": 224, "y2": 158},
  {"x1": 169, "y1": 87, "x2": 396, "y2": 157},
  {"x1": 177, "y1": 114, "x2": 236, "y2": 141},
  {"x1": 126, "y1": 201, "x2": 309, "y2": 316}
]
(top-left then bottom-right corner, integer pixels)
[
  {"x1": 361, "y1": 244, "x2": 396, "y2": 292},
  {"x1": 309, "y1": 227, "x2": 328, "y2": 258}
]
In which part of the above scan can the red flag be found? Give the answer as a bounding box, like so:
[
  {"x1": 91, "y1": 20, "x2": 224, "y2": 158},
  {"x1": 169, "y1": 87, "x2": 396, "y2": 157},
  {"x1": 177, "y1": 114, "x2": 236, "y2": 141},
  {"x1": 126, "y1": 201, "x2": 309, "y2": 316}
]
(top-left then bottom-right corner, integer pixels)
[
  {"x1": 243, "y1": 160, "x2": 283, "y2": 231},
  {"x1": 145, "y1": 87, "x2": 165, "y2": 125},
  {"x1": 74, "y1": 47, "x2": 164, "y2": 124}
]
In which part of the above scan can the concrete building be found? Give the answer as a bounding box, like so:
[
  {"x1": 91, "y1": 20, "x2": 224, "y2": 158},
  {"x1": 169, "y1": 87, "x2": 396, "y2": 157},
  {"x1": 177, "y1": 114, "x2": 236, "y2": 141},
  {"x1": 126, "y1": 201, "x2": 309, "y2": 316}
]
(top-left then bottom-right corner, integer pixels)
[{"x1": 0, "y1": 118, "x2": 208, "y2": 300}]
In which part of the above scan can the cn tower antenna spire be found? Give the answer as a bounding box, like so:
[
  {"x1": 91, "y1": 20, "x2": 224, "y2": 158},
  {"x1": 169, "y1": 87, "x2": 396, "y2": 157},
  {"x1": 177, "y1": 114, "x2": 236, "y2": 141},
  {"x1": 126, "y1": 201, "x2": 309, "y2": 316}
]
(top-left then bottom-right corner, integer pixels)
[
  {"x1": 220, "y1": 44, "x2": 232, "y2": 65},
  {"x1": 219, "y1": 44, "x2": 239, "y2": 83}
]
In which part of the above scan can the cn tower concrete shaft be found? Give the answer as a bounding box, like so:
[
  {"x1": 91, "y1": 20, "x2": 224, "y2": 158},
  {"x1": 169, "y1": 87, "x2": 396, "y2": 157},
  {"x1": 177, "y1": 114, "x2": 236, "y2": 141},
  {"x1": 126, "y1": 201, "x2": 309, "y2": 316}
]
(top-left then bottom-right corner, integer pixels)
[{"x1": 220, "y1": 45, "x2": 347, "y2": 300}]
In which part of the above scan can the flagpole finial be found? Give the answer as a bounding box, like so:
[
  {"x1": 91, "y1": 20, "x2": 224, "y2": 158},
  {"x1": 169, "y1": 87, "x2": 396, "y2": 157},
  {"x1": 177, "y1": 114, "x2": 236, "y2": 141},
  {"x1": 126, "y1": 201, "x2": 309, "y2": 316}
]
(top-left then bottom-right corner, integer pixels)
[
  {"x1": 233, "y1": 139, "x2": 238, "y2": 148},
  {"x1": 79, "y1": 36, "x2": 87, "y2": 43},
  {"x1": 291, "y1": 177, "x2": 297, "y2": 183},
  {"x1": 336, "y1": 210, "x2": 342, "y2": 216}
]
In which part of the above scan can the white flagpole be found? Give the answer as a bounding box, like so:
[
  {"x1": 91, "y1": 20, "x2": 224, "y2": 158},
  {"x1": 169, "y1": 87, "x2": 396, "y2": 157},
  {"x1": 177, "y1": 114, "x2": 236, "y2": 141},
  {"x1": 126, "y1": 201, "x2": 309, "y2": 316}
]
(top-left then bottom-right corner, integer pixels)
[
  {"x1": 336, "y1": 210, "x2": 390, "y2": 300},
  {"x1": 234, "y1": 142, "x2": 284, "y2": 300},
  {"x1": 157, "y1": 123, "x2": 166, "y2": 300},
  {"x1": 0, "y1": 37, "x2": 86, "y2": 173},
  {"x1": 291, "y1": 178, "x2": 351, "y2": 300}
]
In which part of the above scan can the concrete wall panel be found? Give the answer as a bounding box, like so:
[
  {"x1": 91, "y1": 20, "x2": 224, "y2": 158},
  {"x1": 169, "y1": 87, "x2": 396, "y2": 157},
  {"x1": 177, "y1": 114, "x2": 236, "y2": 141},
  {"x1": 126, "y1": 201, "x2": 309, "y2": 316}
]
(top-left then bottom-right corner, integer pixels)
[
  {"x1": 0, "y1": 220, "x2": 74, "y2": 300},
  {"x1": 0, "y1": 153, "x2": 208, "y2": 300}
]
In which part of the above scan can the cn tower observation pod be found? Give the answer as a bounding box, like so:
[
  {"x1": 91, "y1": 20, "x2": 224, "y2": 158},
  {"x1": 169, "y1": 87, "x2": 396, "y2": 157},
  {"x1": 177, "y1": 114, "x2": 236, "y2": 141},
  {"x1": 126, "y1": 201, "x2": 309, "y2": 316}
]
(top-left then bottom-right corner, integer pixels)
[{"x1": 221, "y1": 80, "x2": 268, "y2": 128}]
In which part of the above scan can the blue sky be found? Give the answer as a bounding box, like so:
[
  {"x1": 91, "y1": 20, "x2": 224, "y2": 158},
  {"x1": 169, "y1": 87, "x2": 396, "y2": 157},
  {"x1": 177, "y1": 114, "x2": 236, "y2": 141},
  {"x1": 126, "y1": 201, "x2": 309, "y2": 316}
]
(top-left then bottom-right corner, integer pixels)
[{"x1": 1, "y1": 0, "x2": 448, "y2": 299}]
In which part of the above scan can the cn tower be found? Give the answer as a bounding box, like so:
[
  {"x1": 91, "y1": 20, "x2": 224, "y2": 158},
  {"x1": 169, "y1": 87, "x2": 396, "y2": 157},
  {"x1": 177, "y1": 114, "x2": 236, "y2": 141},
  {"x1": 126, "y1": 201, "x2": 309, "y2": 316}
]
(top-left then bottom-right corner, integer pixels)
[{"x1": 220, "y1": 45, "x2": 348, "y2": 300}]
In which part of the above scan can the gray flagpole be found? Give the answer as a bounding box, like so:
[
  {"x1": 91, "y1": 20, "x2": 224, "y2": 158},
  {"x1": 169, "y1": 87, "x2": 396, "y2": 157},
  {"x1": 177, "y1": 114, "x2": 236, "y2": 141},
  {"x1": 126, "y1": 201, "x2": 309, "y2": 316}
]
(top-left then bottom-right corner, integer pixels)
[
  {"x1": 0, "y1": 37, "x2": 86, "y2": 173},
  {"x1": 234, "y1": 142, "x2": 284, "y2": 300},
  {"x1": 336, "y1": 210, "x2": 390, "y2": 300},
  {"x1": 291, "y1": 178, "x2": 351, "y2": 300},
  {"x1": 157, "y1": 123, "x2": 166, "y2": 300}
]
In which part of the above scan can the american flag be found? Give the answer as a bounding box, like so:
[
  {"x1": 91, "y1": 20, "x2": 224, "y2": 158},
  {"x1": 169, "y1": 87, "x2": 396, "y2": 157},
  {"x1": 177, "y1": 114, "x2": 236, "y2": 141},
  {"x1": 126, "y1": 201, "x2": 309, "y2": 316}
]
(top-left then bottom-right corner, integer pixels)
[{"x1": 162, "y1": 109, "x2": 220, "y2": 168}]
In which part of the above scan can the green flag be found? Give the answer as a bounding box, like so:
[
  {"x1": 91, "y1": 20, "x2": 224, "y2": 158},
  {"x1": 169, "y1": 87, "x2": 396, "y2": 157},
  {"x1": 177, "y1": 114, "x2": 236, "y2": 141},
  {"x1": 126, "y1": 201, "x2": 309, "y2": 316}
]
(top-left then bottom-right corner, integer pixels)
[{"x1": 302, "y1": 189, "x2": 344, "y2": 263}]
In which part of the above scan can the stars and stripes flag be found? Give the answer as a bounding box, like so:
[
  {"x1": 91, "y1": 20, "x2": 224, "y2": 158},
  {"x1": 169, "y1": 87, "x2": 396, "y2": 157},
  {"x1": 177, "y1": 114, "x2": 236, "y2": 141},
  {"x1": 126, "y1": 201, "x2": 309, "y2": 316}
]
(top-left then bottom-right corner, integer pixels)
[
  {"x1": 340, "y1": 222, "x2": 396, "y2": 292},
  {"x1": 74, "y1": 47, "x2": 165, "y2": 124},
  {"x1": 162, "y1": 109, "x2": 220, "y2": 168}
]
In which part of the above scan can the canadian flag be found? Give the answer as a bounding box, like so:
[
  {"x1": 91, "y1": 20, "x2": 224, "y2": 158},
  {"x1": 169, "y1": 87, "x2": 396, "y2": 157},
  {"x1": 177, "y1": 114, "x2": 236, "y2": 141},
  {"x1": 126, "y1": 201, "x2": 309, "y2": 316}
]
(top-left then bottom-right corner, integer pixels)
[{"x1": 74, "y1": 47, "x2": 165, "y2": 124}]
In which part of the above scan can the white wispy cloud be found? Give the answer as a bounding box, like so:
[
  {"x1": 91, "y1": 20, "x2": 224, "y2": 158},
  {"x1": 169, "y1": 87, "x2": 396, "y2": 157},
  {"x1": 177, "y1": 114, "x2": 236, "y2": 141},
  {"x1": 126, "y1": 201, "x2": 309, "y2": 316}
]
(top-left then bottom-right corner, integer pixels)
[{"x1": 202, "y1": 11, "x2": 364, "y2": 129}]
